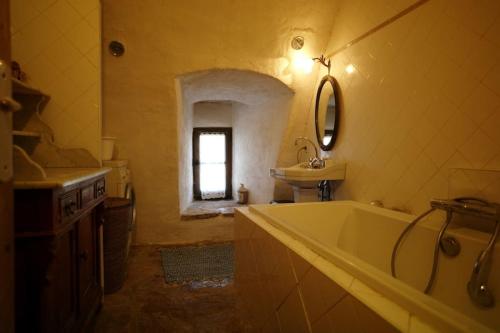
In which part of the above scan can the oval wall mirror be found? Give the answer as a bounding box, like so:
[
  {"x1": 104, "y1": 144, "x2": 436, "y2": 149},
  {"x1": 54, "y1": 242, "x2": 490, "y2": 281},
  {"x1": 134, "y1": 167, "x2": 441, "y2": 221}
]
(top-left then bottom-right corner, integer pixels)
[{"x1": 315, "y1": 75, "x2": 340, "y2": 151}]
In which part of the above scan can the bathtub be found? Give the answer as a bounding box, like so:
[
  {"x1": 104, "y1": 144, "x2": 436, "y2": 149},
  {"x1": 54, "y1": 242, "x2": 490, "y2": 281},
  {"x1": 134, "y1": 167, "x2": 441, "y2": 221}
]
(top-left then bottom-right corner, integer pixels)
[{"x1": 237, "y1": 201, "x2": 499, "y2": 333}]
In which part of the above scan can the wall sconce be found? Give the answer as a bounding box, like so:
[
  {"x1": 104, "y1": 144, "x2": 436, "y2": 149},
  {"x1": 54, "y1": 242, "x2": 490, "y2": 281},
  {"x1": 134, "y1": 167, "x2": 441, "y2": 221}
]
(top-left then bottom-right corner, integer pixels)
[
  {"x1": 312, "y1": 54, "x2": 331, "y2": 74},
  {"x1": 291, "y1": 36, "x2": 305, "y2": 50},
  {"x1": 345, "y1": 64, "x2": 356, "y2": 74},
  {"x1": 291, "y1": 36, "x2": 314, "y2": 74}
]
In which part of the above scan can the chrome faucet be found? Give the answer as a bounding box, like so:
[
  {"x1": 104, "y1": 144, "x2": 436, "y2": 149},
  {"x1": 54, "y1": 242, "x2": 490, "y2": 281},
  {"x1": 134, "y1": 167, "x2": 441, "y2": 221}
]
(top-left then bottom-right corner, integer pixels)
[
  {"x1": 392, "y1": 196, "x2": 500, "y2": 307},
  {"x1": 430, "y1": 197, "x2": 500, "y2": 307},
  {"x1": 294, "y1": 137, "x2": 324, "y2": 169}
]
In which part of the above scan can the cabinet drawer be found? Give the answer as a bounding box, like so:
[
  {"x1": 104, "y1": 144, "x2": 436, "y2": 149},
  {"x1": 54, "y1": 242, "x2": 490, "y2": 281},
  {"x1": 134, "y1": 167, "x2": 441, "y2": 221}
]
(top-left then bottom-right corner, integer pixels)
[
  {"x1": 81, "y1": 185, "x2": 94, "y2": 208},
  {"x1": 95, "y1": 179, "x2": 105, "y2": 199},
  {"x1": 60, "y1": 191, "x2": 79, "y2": 221}
]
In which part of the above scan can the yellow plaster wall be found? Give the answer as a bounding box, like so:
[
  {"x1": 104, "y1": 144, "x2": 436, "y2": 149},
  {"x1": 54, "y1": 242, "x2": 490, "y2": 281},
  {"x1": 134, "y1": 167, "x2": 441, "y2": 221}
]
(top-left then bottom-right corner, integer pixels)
[{"x1": 102, "y1": 0, "x2": 339, "y2": 243}]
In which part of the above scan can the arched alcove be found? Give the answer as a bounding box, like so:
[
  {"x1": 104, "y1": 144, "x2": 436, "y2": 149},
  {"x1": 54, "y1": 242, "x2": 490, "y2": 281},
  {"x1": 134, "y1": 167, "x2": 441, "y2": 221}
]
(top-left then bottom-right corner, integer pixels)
[{"x1": 176, "y1": 69, "x2": 294, "y2": 211}]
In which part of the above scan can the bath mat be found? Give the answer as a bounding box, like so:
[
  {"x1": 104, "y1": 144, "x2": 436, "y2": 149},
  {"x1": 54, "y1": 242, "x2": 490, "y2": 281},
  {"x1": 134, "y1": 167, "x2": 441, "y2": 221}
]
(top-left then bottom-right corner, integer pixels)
[{"x1": 160, "y1": 243, "x2": 234, "y2": 285}]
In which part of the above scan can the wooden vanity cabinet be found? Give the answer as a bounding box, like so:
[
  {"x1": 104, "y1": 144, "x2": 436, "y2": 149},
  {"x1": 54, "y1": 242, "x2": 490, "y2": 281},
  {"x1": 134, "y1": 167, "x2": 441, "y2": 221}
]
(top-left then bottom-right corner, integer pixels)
[{"x1": 14, "y1": 174, "x2": 106, "y2": 333}]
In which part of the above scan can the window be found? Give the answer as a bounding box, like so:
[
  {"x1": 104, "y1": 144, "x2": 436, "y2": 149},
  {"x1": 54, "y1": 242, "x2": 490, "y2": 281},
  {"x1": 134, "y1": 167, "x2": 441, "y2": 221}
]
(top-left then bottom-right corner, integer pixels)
[{"x1": 193, "y1": 128, "x2": 232, "y2": 200}]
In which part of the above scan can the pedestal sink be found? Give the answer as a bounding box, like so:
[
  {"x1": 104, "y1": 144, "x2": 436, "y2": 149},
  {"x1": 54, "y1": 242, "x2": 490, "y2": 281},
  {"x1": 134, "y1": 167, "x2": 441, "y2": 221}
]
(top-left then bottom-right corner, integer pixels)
[{"x1": 270, "y1": 160, "x2": 346, "y2": 202}]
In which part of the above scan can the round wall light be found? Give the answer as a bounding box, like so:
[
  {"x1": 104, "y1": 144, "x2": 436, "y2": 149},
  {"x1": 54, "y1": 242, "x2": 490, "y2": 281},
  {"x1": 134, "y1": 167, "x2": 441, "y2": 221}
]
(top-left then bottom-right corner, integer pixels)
[
  {"x1": 109, "y1": 41, "x2": 125, "y2": 57},
  {"x1": 291, "y1": 36, "x2": 305, "y2": 50}
]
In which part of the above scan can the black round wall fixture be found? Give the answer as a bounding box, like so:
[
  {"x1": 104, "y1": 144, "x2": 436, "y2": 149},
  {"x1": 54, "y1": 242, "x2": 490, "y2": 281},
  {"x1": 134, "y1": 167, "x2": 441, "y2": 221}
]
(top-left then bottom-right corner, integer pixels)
[{"x1": 109, "y1": 41, "x2": 125, "y2": 57}]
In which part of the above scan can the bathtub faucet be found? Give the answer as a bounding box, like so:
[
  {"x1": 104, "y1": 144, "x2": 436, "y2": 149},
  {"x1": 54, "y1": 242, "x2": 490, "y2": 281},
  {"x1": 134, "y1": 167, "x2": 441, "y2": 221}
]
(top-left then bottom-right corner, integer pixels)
[
  {"x1": 294, "y1": 137, "x2": 324, "y2": 169},
  {"x1": 430, "y1": 197, "x2": 500, "y2": 308},
  {"x1": 430, "y1": 197, "x2": 500, "y2": 220}
]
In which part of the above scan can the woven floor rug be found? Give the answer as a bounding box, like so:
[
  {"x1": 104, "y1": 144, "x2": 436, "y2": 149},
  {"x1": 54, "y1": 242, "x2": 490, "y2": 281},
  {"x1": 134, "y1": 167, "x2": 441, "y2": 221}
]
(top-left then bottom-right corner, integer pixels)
[{"x1": 160, "y1": 243, "x2": 234, "y2": 284}]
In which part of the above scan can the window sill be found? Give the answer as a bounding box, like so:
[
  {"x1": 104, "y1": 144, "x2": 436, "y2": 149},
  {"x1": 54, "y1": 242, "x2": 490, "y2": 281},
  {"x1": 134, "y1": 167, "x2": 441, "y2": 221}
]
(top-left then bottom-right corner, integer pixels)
[{"x1": 181, "y1": 200, "x2": 246, "y2": 220}]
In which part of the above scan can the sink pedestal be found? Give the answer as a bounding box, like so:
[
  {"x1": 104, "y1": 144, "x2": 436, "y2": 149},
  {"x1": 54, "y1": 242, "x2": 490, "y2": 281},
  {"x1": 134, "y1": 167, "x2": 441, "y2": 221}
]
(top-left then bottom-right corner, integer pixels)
[
  {"x1": 270, "y1": 160, "x2": 346, "y2": 203},
  {"x1": 293, "y1": 186, "x2": 319, "y2": 202}
]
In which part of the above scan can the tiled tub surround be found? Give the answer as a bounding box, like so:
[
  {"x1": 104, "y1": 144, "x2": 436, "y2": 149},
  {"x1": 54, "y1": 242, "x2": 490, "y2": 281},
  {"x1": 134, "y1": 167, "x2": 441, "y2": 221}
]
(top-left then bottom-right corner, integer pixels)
[
  {"x1": 316, "y1": 0, "x2": 500, "y2": 214},
  {"x1": 235, "y1": 202, "x2": 498, "y2": 333}
]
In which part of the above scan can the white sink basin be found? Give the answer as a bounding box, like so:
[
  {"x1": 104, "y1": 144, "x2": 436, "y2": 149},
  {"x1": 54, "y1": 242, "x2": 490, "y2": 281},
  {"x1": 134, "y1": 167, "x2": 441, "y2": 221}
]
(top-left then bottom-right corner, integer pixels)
[{"x1": 270, "y1": 160, "x2": 346, "y2": 188}]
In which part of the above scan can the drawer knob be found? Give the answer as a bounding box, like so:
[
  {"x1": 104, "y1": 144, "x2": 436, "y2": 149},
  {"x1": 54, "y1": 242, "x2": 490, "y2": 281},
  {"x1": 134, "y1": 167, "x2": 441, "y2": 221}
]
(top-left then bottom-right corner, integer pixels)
[{"x1": 64, "y1": 201, "x2": 77, "y2": 215}]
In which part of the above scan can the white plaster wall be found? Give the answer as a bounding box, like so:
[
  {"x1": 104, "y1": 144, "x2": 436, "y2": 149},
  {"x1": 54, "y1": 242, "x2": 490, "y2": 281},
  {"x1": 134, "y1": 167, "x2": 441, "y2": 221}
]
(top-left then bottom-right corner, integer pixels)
[
  {"x1": 177, "y1": 85, "x2": 194, "y2": 214},
  {"x1": 232, "y1": 98, "x2": 291, "y2": 204},
  {"x1": 177, "y1": 69, "x2": 294, "y2": 211},
  {"x1": 193, "y1": 102, "x2": 233, "y2": 128},
  {"x1": 102, "y1": 0, "x2": 340, "y2": 244}
]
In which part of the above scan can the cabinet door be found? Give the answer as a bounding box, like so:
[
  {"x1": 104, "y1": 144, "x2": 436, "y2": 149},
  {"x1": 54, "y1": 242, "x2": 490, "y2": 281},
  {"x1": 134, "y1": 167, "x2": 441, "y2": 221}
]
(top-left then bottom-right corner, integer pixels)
[
  {"x1": 52, "y1": 228, "x2": 78, "y2": 332},
  {"x1": 0, "y1": 0, "x2": 14, "y2": 331},
  {"x1": 77, "y1": 211, "x2": 101, "y2": 320},
  {"x1": 15, "y1": 228, "x2": 78, "y2": 333}
]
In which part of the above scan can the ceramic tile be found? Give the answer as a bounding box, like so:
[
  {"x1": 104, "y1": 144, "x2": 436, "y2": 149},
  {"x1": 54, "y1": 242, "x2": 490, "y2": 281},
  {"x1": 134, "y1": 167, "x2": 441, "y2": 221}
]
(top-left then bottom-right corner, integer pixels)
[
  {"x1": 268, "y1": 242, "x2": 298, "y2": 309},
  {"x1": 10, "y1": 0, "x2": 39, "y2": 33},
  {"x1": 288, "y1": 248, "x2": 312, "y2": 282},
  {"x1": 326, "y1": 0, "x2": 500, "y2": 213},
  {"x1": 349, "y1": 279, "x2": 410, "y2": 332},
  {"x1": 45, "y1": 0, "x2": 81, "y2": 32},
  {"x1": 43, "y1": 36, "x2": 83, "y2": 73},
  {"x1": 262, "y1": 312, "x2": 282, "y2": 333},
  {"x1": 85, "y1": 8, "x2": 100, "y2": 30},
  {"x1": 326, "y1": 295, "x2": 363, "y2": 333},
  {"x1": 310, "y1": 312, "x2": 333, "y2": 333},
  {"x1": 299, "y1": 266, "x2": 346, "y2": 324},
  {"x1": 312, "y1": 256, "x2": 354, "y2": 291},
  {"x1": 277, "y1": 287, "x2": 310, "y2": 333},
  {"x1": 64, "y1": 19, "x2": 99, "y2": 55},
  {"x1": 30, "y1": 0, "x2": 58, "y2": 13},
  {"x1": 461, "y1": 83, "x2": 500, "y2": 126},
  {"x1": 463, "y1": 37, "x2": 500, "y2": 81},
  {"x1": 482, "y1": 62, "x2": 500, "y2": 97},
  {"x1": 459, "y1": 129, "x2": 497, "y2": 169},
  {"x1": 351, "y1": 295, "x2": 400, "y2": 333},
  {"x1": 67, "y1": 0, "x2": 99, "y2": 16},
  {"x1": 10, "y1": 0, "x2": 101, "y2": 160}
]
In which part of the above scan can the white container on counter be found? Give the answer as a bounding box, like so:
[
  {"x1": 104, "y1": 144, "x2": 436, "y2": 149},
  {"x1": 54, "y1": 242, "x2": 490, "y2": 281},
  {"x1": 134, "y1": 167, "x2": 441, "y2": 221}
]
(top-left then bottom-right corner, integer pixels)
[{"x1": 102, "y1": 137, "x2": 116, "y2": 161}]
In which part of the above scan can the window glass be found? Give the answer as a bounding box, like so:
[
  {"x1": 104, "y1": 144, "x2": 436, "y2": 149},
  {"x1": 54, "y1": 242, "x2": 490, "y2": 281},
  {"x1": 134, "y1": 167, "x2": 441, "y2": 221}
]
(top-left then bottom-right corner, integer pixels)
[{"x1": 199, "y1": 133, "x2": 226, "y2": 199}]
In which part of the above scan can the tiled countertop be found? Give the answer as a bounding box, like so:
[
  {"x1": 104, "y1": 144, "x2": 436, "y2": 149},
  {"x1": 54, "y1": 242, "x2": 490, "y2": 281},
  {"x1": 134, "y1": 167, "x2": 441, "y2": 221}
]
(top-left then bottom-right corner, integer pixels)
[{"x1": 14, "y1": 167, "x2": 111, "y2": 189}]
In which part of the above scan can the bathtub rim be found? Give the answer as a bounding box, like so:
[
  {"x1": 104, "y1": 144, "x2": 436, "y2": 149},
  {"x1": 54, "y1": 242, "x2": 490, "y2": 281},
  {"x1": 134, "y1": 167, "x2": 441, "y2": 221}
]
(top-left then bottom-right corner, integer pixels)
[{"x1": 241, "y1": 202, "x2": 495, "y2": 333}]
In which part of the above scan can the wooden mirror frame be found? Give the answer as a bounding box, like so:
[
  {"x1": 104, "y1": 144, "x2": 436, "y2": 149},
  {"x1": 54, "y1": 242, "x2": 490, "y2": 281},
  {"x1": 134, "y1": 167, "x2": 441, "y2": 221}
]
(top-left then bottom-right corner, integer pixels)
[{"x1": 314, "y1": 75, "x2": 340, "y2": 151}]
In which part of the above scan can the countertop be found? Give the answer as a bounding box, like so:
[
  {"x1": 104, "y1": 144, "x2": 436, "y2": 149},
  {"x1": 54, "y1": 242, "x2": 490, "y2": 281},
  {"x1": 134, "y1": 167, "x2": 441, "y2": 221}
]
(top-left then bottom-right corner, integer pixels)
[{"x1": 14, "y1": 167, "x2": 112, "y2": 189}]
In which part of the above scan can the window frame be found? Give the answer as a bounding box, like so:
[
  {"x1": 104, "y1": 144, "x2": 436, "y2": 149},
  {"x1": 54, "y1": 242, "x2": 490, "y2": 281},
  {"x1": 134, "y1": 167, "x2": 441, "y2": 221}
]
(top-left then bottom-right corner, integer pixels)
[{"x1": 192, "y1": 127, "x2": 233, "y2": 200}]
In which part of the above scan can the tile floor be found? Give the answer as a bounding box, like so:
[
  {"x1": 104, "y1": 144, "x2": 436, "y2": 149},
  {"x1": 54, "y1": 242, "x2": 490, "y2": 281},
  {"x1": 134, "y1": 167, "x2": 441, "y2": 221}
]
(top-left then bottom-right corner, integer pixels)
[{"x1": 91, "y1": 245, "x2": 253, "y2": 333}]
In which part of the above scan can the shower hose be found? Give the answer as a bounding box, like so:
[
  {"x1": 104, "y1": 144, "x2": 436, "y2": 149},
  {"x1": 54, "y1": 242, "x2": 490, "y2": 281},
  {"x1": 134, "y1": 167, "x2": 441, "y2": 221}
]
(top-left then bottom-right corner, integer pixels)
[{"x1": 390, "y1": 208, "x2": 453, "y2": 294}]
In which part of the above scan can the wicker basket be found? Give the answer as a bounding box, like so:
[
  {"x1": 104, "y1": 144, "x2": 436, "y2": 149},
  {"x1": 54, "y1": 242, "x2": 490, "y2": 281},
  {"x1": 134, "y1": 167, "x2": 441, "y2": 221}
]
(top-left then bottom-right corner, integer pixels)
[{"x1": 103, "y1": 197, "x2": 132, "y2": 294}]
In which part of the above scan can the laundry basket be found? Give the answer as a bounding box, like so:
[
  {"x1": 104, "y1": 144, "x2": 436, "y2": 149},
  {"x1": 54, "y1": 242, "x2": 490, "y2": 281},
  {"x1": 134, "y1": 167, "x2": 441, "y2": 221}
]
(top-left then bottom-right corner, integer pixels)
[{"x1": 103, "y1": 197, "x2": 132, "y2": 294}]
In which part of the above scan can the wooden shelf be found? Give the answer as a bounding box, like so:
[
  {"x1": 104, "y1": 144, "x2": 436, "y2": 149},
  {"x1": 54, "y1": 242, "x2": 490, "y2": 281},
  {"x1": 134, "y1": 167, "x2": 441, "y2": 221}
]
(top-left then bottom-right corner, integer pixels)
[
  {"x1": 12, "y1": 78, "x2": 48, "y2": 97},
  {"x1": 13, "y1": 130, "x2": 41, "y2": 138}
]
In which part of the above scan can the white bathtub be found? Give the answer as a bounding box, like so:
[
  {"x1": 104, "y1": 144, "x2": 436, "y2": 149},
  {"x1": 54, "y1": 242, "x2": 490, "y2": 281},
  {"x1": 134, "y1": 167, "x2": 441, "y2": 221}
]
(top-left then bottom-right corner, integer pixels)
[{"x1": 248, "y1": 201, "x2": 499, "y2": 333}]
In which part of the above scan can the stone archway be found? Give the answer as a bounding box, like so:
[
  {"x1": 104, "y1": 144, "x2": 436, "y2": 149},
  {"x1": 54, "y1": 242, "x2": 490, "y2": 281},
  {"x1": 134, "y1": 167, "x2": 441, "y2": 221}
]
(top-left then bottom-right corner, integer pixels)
[{"x1": 176, "y1": 69, "x2": 294, "y2": 211}]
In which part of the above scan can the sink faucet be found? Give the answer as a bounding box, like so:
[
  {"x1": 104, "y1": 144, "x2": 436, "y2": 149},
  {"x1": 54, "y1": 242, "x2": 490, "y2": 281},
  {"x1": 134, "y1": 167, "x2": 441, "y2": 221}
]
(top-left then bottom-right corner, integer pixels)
[{"x1": 294, "y1": 137, "x2": 324, "y2": 168}]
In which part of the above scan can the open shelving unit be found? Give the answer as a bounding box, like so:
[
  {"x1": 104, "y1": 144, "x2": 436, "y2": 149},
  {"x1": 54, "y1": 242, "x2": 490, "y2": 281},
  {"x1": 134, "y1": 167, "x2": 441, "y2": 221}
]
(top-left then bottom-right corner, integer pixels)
[{"x1": 12, "y1": 79, "x2": 99, "y2": 181}]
